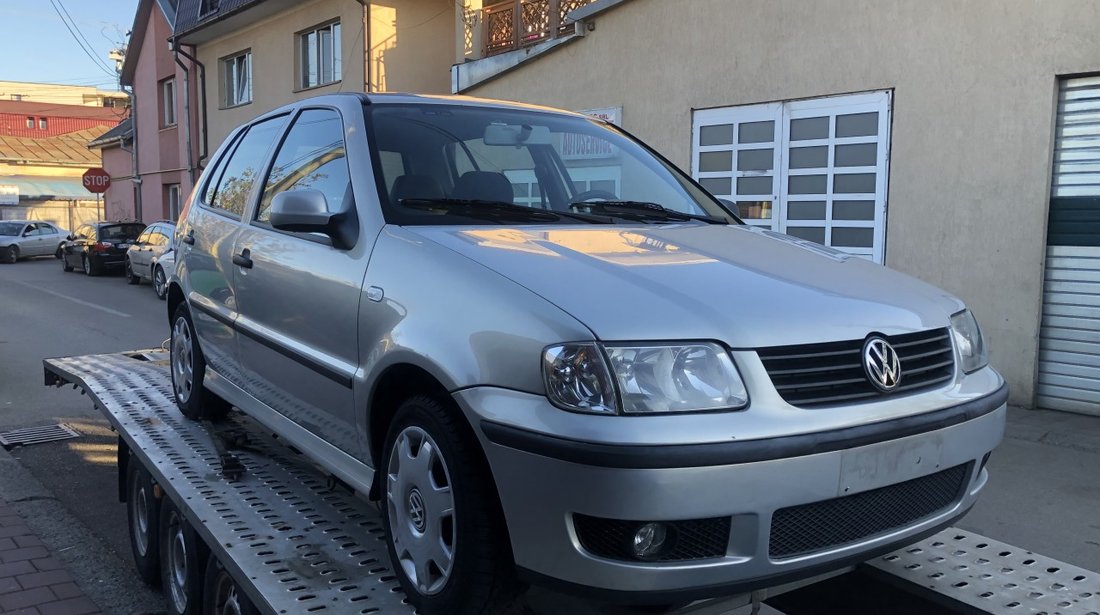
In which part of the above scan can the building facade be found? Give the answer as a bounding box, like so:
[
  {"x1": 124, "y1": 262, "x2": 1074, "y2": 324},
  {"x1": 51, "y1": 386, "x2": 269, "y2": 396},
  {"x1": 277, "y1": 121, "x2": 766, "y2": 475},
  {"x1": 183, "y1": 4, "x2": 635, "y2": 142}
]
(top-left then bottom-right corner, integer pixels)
[
  {"x1": 0, "y1": 81, "x2": 128, "y2": 107},
  {"x1": 451, "y1": 0, "x2": 1100, "y2": 412}
]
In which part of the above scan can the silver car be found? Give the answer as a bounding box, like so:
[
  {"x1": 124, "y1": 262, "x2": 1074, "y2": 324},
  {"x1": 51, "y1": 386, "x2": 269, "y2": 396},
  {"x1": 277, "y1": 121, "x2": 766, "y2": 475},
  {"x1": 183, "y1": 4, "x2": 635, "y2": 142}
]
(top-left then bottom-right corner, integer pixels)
[
  {"x1": 125, "y1": 221, "x2": 175, "y2": 298},
  {"x1": 0, "y1": 220, "x2": 67, "y2": 263},
  {"x1": 168, "y1": 94, "x2": 1006, "y2": 613}
]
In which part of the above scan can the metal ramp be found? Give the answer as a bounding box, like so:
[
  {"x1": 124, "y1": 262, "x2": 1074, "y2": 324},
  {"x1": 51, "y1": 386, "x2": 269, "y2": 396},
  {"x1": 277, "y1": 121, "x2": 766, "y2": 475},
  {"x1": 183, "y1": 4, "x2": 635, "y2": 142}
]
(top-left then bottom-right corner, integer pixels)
[{"x1": 43, "y1": 352, "x2": 1100, "y2": 615}]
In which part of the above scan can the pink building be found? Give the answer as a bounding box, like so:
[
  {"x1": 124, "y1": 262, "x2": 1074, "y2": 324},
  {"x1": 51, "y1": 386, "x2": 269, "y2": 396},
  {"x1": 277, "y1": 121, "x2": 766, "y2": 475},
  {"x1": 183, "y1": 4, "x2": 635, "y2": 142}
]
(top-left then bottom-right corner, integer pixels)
[
  {"x1": 116, "y1": 0, "x2": 201, "y2": 223},
  {"x1": 88, "y1": 119, "x2": 137, "y2": 221}
]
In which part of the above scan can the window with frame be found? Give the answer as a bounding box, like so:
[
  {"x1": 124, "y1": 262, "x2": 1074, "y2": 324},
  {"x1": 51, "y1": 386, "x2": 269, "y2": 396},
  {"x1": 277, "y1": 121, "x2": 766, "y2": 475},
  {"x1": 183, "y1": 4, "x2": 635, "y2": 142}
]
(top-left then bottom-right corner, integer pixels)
[
  {"x1": 223, "y1": 51, "x2": 252, "y2": 107},
  {"x1": 257, "y1": 108, "x2": 349, "y2": 223},
  {"x1": 38, "y1": 118, "x2": 47, "y2": 130},
  {"x1": 692, "y1": 91, "x2": 891, "y2": 262},
  {"x1": 203, "y1": 115, "x2": 288, "y2": 218},
  {"x1": 199, "y1": 0, "x2": 218, "y2": 16},
  {"x1": 299, "y1": 21, "x2": 341, "y2": 89},
  {"x1": 25, "y1": 117, "x2": 33, "y2": 129},
  {"x1": 161, "y1": 78, "x2": 177, "y2": 127},
  {"x1": 11, "y1": 94, "x2": 22, "y2": 101},
  {"x1": 167, "y1": 184, "x2": 181, "y2": 220}
]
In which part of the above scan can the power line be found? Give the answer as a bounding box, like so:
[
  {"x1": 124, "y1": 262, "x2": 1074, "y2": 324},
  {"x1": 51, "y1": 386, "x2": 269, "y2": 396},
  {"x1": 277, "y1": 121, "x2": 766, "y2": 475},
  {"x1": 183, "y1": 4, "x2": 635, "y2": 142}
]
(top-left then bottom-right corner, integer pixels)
[
  {"x1": 46, "y1": 0, "x2": 116, "y2": 78},
  {"x1": 55, "y1": 0, "x2": 112, "y2": 73}
]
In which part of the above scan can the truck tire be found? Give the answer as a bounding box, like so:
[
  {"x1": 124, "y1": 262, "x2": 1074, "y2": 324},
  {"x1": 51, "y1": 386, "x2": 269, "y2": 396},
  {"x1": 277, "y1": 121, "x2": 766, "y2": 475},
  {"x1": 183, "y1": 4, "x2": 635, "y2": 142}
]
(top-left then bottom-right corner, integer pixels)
[
  {"x1": 380, "y1": 395, "x2": 519, "y2": 615},
  {"x1": 202, "y1": 553, "x2": 259, "y2": 615},
  {"x1": 126, "y1": 459, "x2": 162, "y2": 587},
  {"x1": 159, "y1": 500, "x2": 207, "y2": 615},
  {"x1": 170, "y1": 303, "x2": 230, "y2": 421}
]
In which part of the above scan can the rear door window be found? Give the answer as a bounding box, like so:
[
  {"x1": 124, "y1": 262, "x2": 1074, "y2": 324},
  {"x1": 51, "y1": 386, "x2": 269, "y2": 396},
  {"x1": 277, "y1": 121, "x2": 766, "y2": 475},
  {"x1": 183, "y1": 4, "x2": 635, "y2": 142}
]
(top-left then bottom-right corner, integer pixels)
[{"x1": 206, "y1": 115, "x2": 289, "y2": 219}]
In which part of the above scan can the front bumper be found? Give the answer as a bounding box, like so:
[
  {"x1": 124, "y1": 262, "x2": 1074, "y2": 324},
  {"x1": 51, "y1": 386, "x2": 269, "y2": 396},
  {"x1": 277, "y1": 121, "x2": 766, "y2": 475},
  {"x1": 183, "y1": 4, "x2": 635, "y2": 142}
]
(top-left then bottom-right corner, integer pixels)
[{"x1": 454, "y1": 384, "x2": 1007, "y2": 601}]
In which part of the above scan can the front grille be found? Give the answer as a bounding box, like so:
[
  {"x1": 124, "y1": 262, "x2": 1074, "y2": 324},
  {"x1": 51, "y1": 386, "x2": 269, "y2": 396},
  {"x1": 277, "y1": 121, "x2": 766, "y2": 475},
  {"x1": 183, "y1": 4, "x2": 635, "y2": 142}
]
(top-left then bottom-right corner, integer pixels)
[
  {"x1": 769, "y1": 462, "x2": 971, "y2": 559},
  {"x1": 574, "y1": 515, "x2": 730, "y2": 562},
  {"x1": 758, "y1": 328, "x2": 955, "y2": 407}
]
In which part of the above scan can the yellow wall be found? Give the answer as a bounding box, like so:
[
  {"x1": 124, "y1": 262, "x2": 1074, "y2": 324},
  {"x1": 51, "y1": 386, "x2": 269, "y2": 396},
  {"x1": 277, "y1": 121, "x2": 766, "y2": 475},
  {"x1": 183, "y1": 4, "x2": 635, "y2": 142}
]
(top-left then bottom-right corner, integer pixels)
[
  {"x1": 369, "y1": 0, "x2": 454, "y2": 94},
  {"x1": 464, "y1": 0, "x2": 1100, "y2": 407},
  {"x1": 0, "y1": 81, "x2": 126, "y2": 106}
]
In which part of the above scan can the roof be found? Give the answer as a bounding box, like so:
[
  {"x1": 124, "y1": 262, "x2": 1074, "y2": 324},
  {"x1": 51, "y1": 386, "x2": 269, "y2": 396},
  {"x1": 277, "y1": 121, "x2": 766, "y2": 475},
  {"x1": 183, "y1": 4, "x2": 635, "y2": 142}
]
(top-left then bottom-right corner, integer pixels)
[
  {"x1": 0, "y1": 128, "x2": 105, "y2": 166},
  {"x1": 0, "y1": 176, "x2": 94, "y2": 200},
  {"x1": 0, "y1": 101, "x2": 126, "y2": 122},
  {"x1": 87, "y1": 118, "x2": 134, "y2": 149},
  {"x1": 174, "y1": 0, "x2": 263, "y2": 38}
]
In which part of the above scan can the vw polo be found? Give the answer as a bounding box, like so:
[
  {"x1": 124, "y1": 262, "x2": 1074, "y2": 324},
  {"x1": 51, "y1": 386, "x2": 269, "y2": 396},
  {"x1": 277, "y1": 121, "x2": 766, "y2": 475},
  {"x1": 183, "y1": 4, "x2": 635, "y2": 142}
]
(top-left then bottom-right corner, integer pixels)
[{"x1": 167, "y1": 93, "x2": 1006, "y2": 614}]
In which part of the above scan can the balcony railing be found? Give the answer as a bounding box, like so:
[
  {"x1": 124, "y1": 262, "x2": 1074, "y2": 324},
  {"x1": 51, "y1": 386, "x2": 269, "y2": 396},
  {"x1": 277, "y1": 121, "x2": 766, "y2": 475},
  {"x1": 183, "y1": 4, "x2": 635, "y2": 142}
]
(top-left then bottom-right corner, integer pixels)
[{"x1": 481, "y1": 0, "x2": 594, "y2": 57}]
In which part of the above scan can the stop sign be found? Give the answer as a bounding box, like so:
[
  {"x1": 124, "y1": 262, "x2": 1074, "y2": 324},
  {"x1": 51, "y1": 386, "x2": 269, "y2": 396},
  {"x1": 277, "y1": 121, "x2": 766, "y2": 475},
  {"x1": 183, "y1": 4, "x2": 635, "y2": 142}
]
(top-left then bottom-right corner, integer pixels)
[{"x1": 82, "y1": 168, "x2": 111, "y2": 194}]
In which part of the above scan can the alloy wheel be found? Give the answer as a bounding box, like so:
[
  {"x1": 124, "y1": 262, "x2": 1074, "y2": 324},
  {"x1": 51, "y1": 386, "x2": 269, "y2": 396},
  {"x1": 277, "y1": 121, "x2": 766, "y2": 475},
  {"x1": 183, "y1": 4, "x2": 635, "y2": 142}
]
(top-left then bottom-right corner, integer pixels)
[
  {"x1": 83, "y1": 256, "x2": 91, "y2": 275},
  {"x1": 172, "y1": 317, "x2": 194, "y2": 404},
  {"x1": 386, "y1": 426, "x2": 456, "y2": 596},
  {"x1": 154, "y1": 268, "x2": 166, "y2": 297}
]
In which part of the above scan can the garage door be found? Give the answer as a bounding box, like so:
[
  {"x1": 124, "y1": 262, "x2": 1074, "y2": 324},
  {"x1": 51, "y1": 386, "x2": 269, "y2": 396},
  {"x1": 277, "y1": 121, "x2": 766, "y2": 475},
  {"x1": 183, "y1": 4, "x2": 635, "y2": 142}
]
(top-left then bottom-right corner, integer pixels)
[{"x1": 1037, "y1": 75, "x2": 1100, "y2": 415}]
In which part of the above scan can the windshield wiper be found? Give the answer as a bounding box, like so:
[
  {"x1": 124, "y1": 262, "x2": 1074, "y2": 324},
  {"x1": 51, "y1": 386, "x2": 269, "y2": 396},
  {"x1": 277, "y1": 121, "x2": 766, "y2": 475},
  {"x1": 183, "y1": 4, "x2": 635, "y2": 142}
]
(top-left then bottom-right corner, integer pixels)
[
  {"x1": 569, "y1": 200, "x2": 727, "y2": 224},
  {"x1": 401, "y1": 198, "x2": 613, "y2": 224}
]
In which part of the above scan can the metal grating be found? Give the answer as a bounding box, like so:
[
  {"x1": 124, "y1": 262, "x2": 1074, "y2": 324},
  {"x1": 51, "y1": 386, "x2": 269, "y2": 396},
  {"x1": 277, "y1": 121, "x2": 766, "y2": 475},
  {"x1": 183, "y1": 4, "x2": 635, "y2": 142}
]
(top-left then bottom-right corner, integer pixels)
[
  {"x1": 758, "y1": 328, "x2": 955, "y2": 407},
  {"x1": 0, "y1": 423, "x2": 80, "y2": 449},
  {"x1": 43, "y1": 352, "x2": 416, "y2": 615},
  {"x1": 770, "y1": 463, "x2": 969, "y2": 559},
  {"x1": 573, "y1": 514, "x2": 730, "y2": 563},
  {"x1": 867, "y1": 528, "x2": 1100, "y2": 614}
]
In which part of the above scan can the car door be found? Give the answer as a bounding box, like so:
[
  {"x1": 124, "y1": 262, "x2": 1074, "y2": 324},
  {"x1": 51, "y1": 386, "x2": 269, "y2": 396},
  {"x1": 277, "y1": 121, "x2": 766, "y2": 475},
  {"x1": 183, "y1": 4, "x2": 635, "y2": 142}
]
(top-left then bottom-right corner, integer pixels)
[
  {"x1": 131, "y1": 227, "x2": 153, "y2": 271},
  {"x1": 231, "y1": 107, "x2": 368, "y2": 455},
  {"x1": 38, "y1": 223, "x2": 61, "y2": 257},
  {"x1": 178, "y1": 114, "x2": 289, "y2": 388},
  {"x1": 19, "y1": 223, "x2": 42, "y2": 256},
  {"x1": 66, "y1": 225, "x2": 91, "y2": 266}
]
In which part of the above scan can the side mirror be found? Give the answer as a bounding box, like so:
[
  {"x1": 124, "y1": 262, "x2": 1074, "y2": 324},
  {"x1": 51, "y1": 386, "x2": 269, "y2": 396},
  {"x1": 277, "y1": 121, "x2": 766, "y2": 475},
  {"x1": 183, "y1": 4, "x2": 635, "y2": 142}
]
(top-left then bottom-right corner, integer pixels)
[
  {"x1": 66, "y1": 234, "x2": 75, "y2": 241},
  {"x1": 270, "y1": 189, "x2": 356, "y2": 249}
]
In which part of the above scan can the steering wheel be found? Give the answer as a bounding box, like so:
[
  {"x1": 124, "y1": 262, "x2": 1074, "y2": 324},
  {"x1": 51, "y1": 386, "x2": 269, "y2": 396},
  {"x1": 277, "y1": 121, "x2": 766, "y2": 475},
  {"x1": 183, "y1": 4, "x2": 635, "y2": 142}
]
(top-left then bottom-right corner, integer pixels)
[{"x1": 570, "y1": 189, "x2": 619, "y2": 204}]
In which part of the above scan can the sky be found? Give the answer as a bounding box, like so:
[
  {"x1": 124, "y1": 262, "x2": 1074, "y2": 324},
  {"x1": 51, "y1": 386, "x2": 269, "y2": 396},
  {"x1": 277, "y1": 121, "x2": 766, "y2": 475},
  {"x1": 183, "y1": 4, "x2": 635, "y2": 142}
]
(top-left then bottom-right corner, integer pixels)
[{"x1": 0, "y1": 0, "x2": 141, "y2": 90}]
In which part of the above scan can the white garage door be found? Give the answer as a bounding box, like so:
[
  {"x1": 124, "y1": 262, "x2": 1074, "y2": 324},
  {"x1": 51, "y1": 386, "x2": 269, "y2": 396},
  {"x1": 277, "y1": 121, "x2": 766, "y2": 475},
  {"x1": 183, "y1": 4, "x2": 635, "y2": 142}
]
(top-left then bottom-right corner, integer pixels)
[
  {"x1": 1038, "y1": 76, "x2": 1100, "y2": 415},
  {"x1": 692, "y1": 91, "x2": 892, "y2": 263}
]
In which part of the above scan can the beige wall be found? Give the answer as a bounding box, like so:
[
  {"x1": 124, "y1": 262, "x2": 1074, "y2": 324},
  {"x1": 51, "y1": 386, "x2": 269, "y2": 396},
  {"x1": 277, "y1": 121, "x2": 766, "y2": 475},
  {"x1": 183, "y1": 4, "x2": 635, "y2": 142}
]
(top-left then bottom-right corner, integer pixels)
[
  {"x1": 0, "y1": 81, "x2": 127, "y2": 107},
  {"x1": 369, "y1": 0, "x2": 454, "y2": 93},
  {"x1": 198, "y1": 0, "x2": 368, "y2": 151},
  {"x1": 465, "y1": 0, "x2": 1100, "y2": 407}
]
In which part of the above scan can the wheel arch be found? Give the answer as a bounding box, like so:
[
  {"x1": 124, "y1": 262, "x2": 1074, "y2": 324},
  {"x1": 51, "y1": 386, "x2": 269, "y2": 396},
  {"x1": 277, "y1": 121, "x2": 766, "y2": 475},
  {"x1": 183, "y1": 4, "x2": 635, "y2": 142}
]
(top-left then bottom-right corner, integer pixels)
[{"x1": 167, "y1": 282, "x2": 185, "y2": 326}]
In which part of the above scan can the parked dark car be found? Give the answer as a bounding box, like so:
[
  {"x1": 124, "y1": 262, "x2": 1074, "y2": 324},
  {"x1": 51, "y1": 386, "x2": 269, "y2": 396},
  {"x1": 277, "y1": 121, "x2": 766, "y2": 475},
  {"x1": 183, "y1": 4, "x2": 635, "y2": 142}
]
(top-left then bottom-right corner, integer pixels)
[
  {"x1": 125, "y1": 221, "x2": 176, "y2": 297},
  {"x1": 61, "y1": 222, "x2": 146, "y2": 276}
]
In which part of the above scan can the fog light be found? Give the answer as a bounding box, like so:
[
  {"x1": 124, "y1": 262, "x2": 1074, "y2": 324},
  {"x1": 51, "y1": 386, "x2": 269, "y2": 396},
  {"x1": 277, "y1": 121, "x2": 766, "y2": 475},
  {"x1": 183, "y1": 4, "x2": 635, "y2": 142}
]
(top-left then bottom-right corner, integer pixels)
[{"x1": 632, "y1": 522, "x2": 668, "y2": 559}]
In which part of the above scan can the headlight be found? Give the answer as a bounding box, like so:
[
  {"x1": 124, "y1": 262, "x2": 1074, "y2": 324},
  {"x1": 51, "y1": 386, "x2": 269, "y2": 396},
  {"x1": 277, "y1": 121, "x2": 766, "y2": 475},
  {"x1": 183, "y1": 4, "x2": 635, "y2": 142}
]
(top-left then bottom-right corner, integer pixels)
[
  {"x1": 950, "y1": 309, "x2": 988, "y2": 373},
  {"x1": 543, "y1": 342, "x2": 748, "y2": 414}
]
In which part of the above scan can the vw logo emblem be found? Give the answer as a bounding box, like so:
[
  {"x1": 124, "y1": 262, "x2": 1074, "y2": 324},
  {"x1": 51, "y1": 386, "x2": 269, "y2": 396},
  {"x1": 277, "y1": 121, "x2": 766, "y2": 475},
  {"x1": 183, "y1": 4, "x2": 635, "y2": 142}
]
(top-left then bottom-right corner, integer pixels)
[
  {"x1": 863, "y1": 337, "x2": 902, "y2": 392},
  {"x1": 408, "y1": 489, "x2": 427, "y2": 532}
]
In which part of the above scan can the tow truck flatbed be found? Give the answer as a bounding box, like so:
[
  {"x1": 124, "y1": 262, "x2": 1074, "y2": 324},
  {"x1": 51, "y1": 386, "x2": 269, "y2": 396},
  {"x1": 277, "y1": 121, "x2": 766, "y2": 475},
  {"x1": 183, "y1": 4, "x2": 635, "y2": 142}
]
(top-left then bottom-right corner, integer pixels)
[{"x1": 43, "y1": 351, "x2": 1100, "y2": 615}]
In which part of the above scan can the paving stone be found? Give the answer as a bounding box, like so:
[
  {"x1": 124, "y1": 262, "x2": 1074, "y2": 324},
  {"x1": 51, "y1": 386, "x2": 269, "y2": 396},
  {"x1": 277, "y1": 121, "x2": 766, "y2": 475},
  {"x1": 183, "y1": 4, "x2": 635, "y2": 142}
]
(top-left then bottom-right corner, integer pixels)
[
  {"x1": 28, "y1": 558, "x2": 62, "y2": 572},
  {"x1": 0, "y1": 574, "x2": 22, "y2": 594},
  {"x1": 16, "y1": 570, "x2": 72, "y2": 590},
  {"x1": 0, "y1": 586, "x2": 55, "y2": 611},
  {"x1": 0, "y1": 537, "x2": 17, "y2": 551},
  {"x1": 47, "y1": 583, "x2": 81, "y2": 600},
  {"x1": 36, "y1": 596, "x2": 100, "y2": 615},
  {"x1": 0, "y1": 546, "x2": 50, "y2": 564},
  {"x1": 12, "y1": 536, "x2": 44, "y2": 550},
  {"x1": 0, "y1": 561, "x2": 35, "y2": 578},
  {"x1": 0, "y1": 526, "x2": 33, "y2": 539}
]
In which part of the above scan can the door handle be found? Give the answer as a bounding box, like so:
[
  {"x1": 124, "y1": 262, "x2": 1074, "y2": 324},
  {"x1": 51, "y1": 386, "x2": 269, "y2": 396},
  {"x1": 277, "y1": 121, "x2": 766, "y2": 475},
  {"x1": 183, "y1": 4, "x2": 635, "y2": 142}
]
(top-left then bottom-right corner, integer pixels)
[
  {"x1": 181, "y1": 230, "x2": 195, "y2": 245},
  {"x1": 232, "y1": 249, "x2": 253, "y2": 269}
]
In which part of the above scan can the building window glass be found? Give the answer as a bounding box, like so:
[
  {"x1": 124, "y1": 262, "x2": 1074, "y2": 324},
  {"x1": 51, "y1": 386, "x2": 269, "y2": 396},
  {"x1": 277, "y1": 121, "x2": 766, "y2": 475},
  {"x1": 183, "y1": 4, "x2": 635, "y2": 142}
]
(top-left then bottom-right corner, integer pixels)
[
  {"x1": 161, "y1": 78, "x2": 177, "y2": 127},
  {"x1": 167, "y1": 184, "x2": 182, "y2": 220},
  {"x1": 692, "y1": 91, "x2": 892, "y2": 263},
  {"x1": 299, "y1": 21, "x2": 341, "y2": 89},
  {"x1": 25, "y1": 116, "x2": 33, "y2": 129},
  {"x1": 199, "y1": 0, "x2": 218, "y2": 16},
  {"x1": 38, "y1": 118, "x2": 47, "y2": 130},
  {"x1": 223, "y1": 51, "x2": 252, "y2": 107},
  {"x1": 11, "y1": 94, "x2": 22, "y2": 101}
]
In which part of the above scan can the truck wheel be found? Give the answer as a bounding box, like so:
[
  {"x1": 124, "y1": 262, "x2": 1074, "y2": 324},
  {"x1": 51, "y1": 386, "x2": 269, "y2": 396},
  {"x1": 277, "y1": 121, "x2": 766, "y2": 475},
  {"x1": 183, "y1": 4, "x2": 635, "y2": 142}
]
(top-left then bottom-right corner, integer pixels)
[
  {"x1": 170, "y1": 304, "x2": 230, "y2": 421},
  {"x1": 202, "y1": 553, "x2": 259, "y2": 615},
  {"x1": 159, "y1": 500, "x2": 207, "y2": 615},
  {"x1": 127, "y1": 459, "x2": 162, "y2": 587},
  {"x1": 126, "y1": 258, "x2": 140, "y2": 284},
  {"x1": 380, "y1": 395, "x2": 519, "y2": 615}
]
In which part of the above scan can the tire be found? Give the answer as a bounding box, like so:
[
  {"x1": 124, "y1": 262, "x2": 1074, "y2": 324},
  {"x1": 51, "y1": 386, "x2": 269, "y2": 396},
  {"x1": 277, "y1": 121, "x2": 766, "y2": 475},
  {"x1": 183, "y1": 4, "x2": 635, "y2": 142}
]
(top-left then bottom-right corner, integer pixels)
[
  {"x1": 170, "y1": 303, "x2": 230, "y2": 421},
  {"x1": 380, "y1": 395, "x2": 519, "y2": 615},
  {"x1": 62, "y1": 252, "x2": 74, "y2": 272},
  {"x1": 3, "y1": 245, "x2": 17, "y2": 264},
  {"x1": 154, "y1": 265, "x2": 168, "y2": 300},
  {"x1": 55, "y1": 244, "x2": 63, "y2": 259},
  {"x1": 159, "y1": 500, "x2": 207, "y2": 615},
  {"x1": 83, "y1": 254, "x2": 101, "y2": 277},
  {"x1": 202, "y1": 553, "x2": 259, "y2": 615},
  {"x1": 126, "y1": 258, "x2": 140, "y2": 284},
  {"x1": 126, "y1": 458, "x2": 162, "y2": 587}
]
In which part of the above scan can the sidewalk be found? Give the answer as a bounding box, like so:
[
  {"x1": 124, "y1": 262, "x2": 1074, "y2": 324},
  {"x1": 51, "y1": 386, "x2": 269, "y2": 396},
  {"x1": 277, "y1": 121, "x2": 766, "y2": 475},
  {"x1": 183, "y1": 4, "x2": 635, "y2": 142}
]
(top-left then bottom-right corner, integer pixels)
[{"x1": 0, "y1": 498, "x2": 99, "y2": 615}]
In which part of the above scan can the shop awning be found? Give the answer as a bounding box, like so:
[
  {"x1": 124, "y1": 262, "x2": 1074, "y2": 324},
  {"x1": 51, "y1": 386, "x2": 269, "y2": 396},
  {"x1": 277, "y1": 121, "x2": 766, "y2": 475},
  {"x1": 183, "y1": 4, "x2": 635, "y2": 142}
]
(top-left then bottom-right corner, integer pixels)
[{"x1": 0, "y1": 175, "x2": 93, "y2": 202}]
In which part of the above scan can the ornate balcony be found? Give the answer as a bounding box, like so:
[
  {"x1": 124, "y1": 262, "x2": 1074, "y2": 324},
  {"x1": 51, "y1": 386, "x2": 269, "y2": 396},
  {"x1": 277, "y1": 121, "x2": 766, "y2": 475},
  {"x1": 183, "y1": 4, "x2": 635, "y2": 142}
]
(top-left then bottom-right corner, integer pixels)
[{"x1": 479, "y1": 0, "x2": 595, "y2": 57}]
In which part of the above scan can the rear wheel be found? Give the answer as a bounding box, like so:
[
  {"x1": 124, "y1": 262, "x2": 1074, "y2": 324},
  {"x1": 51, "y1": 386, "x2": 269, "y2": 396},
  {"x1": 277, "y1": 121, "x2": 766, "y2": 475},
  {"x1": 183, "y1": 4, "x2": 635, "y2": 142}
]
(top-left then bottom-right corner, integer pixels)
[
  {"x1": 83, "y1": 254, "x2": 101, "y2": 276},
  {"x1": 154, "y1": 265, "x2": 168, "y2": 300},
  {"x1": 127, "y1": 458, "x2": 161, "y2": 587},
  {"x1": 159, "y1": 501, "x2": 206, "y2": 615},
  {"x1": 3, "y1": 245, "x2": 17, "y2": 264},
  {"x1": 170, "y1": 304, "x2": 230, "y2": 421},
  {"x1": 381, "y1": 395, "x2": 519, "y2": 615},
  {"x1": 126, "y1": 258, "x2": 140, "y2": 284},
  {"x1": 62, "y1": 252, "x2": 74, "y2": 272},
  {"x1": 55, "y1": 244, "x2": 63, "y2": 259},
  {"x1": 202, "y1": 553, "x2": 259, "y2": 615}
]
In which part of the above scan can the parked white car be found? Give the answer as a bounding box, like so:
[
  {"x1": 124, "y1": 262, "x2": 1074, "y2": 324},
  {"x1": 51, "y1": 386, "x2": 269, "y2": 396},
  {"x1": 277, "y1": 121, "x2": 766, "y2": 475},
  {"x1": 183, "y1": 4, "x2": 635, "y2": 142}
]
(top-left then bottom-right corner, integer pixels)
[
  {"x1": 0, "y1": 220, "x2": 68, "y2": 263},
  {"x1": 126, "y1": 221, "x2": 176, "y2": 299}
]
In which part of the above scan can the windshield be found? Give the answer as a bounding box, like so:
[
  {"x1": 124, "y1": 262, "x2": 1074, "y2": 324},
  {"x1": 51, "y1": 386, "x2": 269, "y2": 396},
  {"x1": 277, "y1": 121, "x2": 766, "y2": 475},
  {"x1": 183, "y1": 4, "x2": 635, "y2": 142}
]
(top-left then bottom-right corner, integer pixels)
[
  {"x1": 365, "y1": 104, "x2": 737, "y2": 226},
  {"x1": 100, "y1": 224, "x2": 145, "y2": 241},
  {"x1": 0, "y1": 222, "x2": 23, "y2": 236}
]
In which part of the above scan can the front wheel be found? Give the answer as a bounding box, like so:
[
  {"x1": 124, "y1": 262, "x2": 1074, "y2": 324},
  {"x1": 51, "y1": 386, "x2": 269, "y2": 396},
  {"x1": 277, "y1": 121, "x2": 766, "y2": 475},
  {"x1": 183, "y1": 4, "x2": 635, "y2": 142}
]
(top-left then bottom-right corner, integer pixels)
[
  {"x1": 126, "y1": 258, "x2": 140, "y2": 284},
  {"x1": 3, "y1": 245, "x2": 17, "y2": 264},
  {"x1": 381, "y1": 395, "x2": 519, "y2": 615},
  {"x1": 153, "y1": 265, "x2": 168, "y2": 300},
  {"x1": 170, "y1": 304, "x2": 230, "y2": 421},
  {"x1": 83, "y1": 254, "x2": 101, "y2": 276},
  {"x1": 62, "y1": 252, "x2": 74, "y2": 272}
]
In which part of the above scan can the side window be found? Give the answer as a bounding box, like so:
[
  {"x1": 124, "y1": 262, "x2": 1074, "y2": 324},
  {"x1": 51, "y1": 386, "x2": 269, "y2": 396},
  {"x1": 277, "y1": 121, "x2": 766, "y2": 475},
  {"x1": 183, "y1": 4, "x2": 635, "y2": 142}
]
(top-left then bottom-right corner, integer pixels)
[
  {"x1": 206, "y1": 115, "x2": 288, "y2": 218},
  {"x1": 137, "y1": 229, "x2": 152, "y2": 244},
  {"x1": 155, "y1": 229, "x2": 169, "y2": 246},
  {"x1": 257, "y1": 108, "x2": 349, "y2": 223},
  {"x1": 23, "y1": 223, "x2": 38, "y2": 235},
  {"x1": 38, "y1": 224, "x2": 55, "y2": 235}
]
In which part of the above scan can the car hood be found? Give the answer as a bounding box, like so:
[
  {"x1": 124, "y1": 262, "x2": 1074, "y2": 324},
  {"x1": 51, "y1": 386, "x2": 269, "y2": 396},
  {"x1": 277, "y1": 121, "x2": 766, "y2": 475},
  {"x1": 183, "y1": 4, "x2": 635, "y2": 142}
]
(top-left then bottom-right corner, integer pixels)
[{"x1": 408, "y1": 224, "x2": 964, "y2": 348}]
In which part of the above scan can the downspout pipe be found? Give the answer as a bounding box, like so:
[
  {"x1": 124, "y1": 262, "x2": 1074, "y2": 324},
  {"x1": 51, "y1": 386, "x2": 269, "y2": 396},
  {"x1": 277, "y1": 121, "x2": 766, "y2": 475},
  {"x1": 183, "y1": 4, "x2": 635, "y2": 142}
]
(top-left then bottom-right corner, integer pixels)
[
  {"x1": 174, "y1": 43, "x2": 209, "y2": 168},
  {"x1": 124, "y1": 84, "x2": 142, "y2": 221},
  {"x1": 171, "y1": 42, "x2": 196, "y2": 188}
]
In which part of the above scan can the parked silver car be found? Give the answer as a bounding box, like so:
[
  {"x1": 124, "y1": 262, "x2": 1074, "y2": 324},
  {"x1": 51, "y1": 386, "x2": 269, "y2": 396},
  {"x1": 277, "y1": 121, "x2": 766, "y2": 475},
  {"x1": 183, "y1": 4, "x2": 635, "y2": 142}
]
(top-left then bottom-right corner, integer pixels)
[
  {"x1": 167, "y1": 94, "x2": 1007, "y2": 614},
  {"x1": 125, "y1": 221, "x2": 175, "y2": 298},
  {"x1": 0, "y1": 220, "x2": 68, "y2": 263}
]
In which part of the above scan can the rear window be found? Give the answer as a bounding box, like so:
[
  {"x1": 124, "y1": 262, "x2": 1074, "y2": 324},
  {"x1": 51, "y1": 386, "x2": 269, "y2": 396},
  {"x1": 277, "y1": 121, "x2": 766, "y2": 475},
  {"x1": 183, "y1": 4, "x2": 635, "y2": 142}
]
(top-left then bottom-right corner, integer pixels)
[{"x1": 100, "y1": 224, "x2": 145, "y2": 241}]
